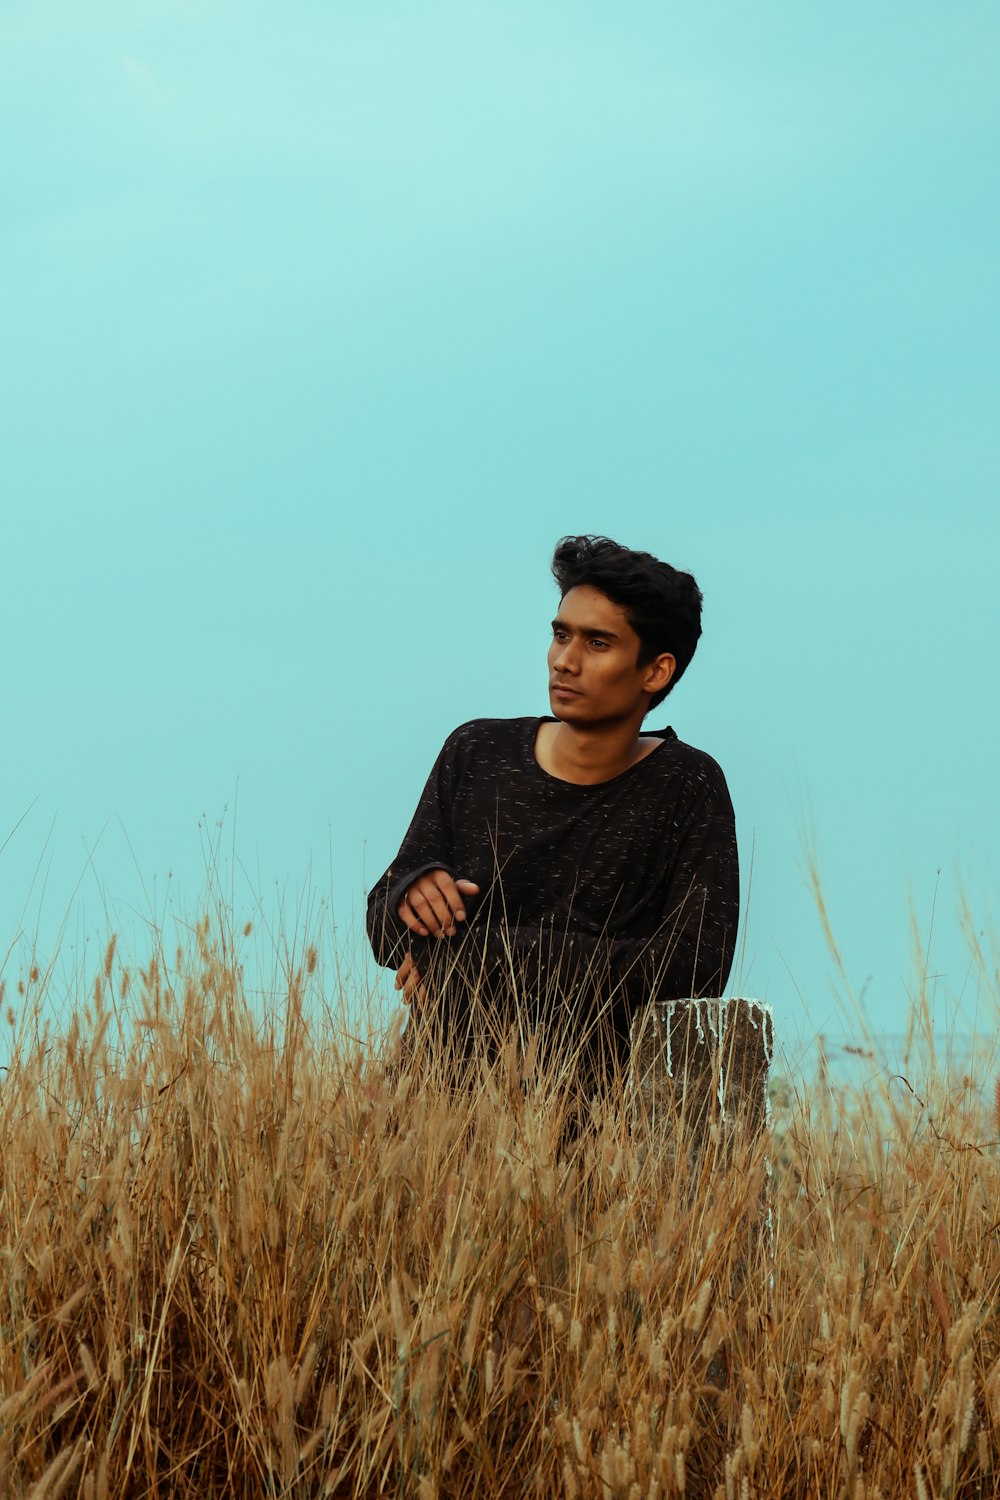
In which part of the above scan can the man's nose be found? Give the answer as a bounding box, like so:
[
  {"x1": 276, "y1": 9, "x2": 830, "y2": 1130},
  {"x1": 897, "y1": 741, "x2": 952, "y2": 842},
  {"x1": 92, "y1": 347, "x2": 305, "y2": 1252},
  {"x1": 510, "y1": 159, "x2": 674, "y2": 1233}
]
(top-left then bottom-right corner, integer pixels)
[{"x1": 553, "y1": 642, "x2": 580, "y2": 673}]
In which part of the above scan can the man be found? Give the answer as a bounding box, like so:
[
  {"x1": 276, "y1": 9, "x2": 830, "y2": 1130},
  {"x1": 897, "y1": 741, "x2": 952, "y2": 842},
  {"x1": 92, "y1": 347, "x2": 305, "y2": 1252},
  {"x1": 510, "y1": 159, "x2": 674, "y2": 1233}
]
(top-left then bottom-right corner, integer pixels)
[{"x1": 366, "y1": 534, "x2": 739, "y2": 1088}]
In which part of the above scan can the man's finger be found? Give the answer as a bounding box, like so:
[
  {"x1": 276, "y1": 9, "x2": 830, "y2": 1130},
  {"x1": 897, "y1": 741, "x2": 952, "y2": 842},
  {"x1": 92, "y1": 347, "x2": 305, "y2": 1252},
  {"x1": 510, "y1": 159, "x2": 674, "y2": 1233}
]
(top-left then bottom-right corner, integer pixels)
[
  {"x1": 397, "y1": 899, "x2": 429, "y2": 936},
  {"x1": 433, "y1": 872, "x2": 479, "y2": 926},
  {"x1": 409, "y1": 885, "x2": 454, "y2": 936},
  {"x1": 397, "y1": 869, "x2": 479, "y2": 938},
  {"x1": 426, "y1": 871, "x2": 466, "y2": 925},
  {"x1": 393, "y1": 953, "x2": 425, "y2": 1007}
]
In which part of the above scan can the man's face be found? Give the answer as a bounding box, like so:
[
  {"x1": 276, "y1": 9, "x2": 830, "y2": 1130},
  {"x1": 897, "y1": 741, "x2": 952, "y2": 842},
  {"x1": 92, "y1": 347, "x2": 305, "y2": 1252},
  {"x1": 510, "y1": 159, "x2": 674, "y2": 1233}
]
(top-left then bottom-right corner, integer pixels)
[{"x1": 547, "y1": 584, "x2": 674, "y2": 724}]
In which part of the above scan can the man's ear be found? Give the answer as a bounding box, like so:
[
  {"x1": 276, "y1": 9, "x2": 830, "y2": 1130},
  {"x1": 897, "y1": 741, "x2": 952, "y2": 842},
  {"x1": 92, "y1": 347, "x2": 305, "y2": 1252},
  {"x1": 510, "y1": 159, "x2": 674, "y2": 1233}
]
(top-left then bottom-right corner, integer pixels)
[{"x1": 644, "y1": 652, "x2": 676, "y2": 696}]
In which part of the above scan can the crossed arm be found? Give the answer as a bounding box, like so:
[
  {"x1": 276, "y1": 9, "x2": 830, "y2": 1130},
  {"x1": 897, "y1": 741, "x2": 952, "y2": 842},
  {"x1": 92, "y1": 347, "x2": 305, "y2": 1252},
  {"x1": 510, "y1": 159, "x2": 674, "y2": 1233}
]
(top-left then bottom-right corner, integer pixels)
[
  {"x1": 392, "y1": 868, "x2": 480, "y2": 1004},
  {"x1": 390, "y1": 864, "x2": 736, "y2": 1009}
]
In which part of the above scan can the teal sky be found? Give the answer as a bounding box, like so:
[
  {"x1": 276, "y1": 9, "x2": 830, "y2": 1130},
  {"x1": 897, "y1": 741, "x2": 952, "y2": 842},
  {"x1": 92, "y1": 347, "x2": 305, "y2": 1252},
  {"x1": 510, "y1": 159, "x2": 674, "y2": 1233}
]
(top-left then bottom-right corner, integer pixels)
[{"x1": 4, "y1": 2, "x2": 999, "y2": 1063}]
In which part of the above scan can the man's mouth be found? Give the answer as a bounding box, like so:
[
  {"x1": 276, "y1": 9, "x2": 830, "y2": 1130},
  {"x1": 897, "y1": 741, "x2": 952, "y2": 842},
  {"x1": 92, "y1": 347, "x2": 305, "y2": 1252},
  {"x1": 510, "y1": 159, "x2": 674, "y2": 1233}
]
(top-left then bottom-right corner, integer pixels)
[{"x1": 550, "y1": 683, "x2": 581, "y2": 696}]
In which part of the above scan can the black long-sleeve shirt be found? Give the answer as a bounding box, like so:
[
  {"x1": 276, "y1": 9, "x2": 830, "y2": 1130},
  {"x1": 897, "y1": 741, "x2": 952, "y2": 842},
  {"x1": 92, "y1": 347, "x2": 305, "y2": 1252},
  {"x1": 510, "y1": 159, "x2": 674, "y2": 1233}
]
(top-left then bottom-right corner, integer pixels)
[{"x1": 366, "y1": 717, "x2": 739, "y2": 1057}]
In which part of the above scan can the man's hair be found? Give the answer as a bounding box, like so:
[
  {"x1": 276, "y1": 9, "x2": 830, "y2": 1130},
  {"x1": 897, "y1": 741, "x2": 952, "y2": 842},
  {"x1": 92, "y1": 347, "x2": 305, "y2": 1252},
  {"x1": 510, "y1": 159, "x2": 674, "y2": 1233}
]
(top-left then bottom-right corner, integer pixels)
[{"x1": 551, "y1": 534, "x2": 703, "y2": 711}]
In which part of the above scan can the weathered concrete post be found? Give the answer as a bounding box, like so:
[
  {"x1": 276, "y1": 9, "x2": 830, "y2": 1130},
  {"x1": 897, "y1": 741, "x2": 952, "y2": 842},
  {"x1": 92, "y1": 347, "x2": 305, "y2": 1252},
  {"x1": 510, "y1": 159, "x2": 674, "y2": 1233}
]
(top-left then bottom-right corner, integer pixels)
[{"x1": 630, "y1": 997, "x2": 774, "y2": 1156}]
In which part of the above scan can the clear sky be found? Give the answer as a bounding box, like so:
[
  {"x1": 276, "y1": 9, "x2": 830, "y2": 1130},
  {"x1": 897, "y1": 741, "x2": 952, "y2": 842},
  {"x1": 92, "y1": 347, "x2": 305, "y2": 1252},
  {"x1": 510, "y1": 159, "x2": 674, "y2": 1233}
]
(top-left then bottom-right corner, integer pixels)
[{"x1": 3, "y1": 1, "x2": 999, "y2": 1065}]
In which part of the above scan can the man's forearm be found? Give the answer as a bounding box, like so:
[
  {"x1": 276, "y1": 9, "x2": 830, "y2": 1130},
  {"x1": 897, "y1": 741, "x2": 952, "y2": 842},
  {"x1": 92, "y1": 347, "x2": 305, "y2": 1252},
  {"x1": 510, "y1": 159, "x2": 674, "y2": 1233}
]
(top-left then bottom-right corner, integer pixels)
[{"x1": 409, "y1": 915, "x2": 736, "y2": 1010}]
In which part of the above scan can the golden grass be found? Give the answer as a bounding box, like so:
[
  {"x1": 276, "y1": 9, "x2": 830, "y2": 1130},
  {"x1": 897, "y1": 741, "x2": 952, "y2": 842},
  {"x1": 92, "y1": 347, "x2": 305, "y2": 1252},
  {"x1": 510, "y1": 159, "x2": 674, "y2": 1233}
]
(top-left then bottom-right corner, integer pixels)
[{"x1": 2, "y1": 915, "x2": 1000, "y2": 1498}]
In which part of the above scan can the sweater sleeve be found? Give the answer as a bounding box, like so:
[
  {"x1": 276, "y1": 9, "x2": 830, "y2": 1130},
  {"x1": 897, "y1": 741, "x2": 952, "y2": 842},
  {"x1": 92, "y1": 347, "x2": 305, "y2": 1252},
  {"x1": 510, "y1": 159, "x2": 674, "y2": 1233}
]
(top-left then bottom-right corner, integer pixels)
[
  {"x1": 365, "y1": 730, "x2": 463, "y2": 968},
  {"x1": 631, "y1": 757, "x2": 739, "y2": 1003}
]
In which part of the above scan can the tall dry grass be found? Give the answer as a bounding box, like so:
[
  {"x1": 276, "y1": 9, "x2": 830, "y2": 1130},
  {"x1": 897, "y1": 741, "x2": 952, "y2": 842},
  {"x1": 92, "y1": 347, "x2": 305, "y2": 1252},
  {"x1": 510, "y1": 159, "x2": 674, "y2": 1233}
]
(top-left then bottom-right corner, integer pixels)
[{"x1": 2, "y1": 912, "x2": 1000, "y2": 1499}]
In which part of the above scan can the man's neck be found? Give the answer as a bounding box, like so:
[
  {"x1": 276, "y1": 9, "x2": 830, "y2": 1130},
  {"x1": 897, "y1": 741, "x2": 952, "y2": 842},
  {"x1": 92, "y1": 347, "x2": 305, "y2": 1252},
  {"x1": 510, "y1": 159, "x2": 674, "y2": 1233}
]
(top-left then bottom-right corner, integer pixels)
[{"x1": 537, "y1": 718, "x2": 662, "y2": 785}]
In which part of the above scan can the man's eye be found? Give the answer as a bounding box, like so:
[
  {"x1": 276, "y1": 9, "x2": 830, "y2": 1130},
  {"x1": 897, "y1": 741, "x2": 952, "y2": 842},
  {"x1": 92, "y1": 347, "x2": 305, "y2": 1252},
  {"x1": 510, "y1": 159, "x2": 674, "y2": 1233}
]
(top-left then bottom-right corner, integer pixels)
[{"x1": 590, "y1": 639, "x2": 608, "y2": 649}]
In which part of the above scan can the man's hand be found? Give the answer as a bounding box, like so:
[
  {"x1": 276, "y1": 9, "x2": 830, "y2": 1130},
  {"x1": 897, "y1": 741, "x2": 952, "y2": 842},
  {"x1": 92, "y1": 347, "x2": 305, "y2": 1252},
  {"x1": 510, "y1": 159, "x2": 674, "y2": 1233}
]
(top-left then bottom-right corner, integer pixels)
[
  {"x1": 394, "y1": 952, "x2": 427, "y2": 1007},
  {"x1": 397, "y1": 869, "x2": 480, "y2": 938}
]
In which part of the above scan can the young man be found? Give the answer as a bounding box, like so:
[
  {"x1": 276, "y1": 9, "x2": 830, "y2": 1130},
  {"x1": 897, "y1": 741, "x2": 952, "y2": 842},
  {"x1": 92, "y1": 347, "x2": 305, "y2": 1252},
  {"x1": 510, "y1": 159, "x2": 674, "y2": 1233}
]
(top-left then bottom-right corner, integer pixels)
[{"x1": 366, "y1": 535, "x2": 739, "y2": 1086}]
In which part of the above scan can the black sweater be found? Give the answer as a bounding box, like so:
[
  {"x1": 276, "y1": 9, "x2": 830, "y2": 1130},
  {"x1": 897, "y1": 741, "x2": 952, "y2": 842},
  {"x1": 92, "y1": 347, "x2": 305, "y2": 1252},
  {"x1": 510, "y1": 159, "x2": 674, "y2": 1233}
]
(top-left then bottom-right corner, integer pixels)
[{"x1": 366, "y1": 717, "x2": 739, "y2": 1047}]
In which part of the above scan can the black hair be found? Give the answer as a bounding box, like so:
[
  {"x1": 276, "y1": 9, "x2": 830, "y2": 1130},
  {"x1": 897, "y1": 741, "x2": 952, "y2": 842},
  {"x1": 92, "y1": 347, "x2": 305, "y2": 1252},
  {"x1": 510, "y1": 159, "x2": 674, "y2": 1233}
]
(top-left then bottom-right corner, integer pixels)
[{"x1": 551, "y1": 534, "x2": 703, "y2": 712}]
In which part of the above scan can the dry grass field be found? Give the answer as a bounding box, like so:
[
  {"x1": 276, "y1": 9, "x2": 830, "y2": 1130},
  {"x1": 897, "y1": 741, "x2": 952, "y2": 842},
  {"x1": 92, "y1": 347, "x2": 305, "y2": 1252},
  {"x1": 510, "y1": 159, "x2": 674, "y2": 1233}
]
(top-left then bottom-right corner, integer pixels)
[{"x1": 2, "y1": 913, "x2": 999, "y2": 1498}]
